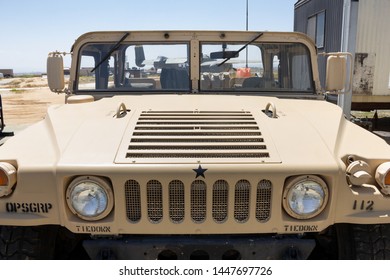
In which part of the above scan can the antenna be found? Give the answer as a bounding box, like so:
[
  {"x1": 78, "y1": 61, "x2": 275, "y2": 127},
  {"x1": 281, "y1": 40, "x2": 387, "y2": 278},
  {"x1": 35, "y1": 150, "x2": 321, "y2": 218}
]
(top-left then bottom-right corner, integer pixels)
[{"x1": 245, "y1": 0, "x2": 249, "y2": 68}]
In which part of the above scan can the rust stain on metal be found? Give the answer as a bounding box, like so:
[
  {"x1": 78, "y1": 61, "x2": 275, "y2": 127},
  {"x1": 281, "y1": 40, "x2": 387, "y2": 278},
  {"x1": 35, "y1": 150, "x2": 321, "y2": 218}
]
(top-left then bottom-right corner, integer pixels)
[{"x1": 353, "y1": 53, "x2": 375, "y2": 95}]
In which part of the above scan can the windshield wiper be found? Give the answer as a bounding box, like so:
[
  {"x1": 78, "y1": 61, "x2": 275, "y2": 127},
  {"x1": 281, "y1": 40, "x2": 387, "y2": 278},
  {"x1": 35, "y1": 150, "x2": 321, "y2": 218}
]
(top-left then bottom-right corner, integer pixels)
[
  {"x1": 217, "y1": 32, "x2": 264, "y2": 67},
  {"x1": 91, "y1": 32, "x2": 129, "y2": 73}
]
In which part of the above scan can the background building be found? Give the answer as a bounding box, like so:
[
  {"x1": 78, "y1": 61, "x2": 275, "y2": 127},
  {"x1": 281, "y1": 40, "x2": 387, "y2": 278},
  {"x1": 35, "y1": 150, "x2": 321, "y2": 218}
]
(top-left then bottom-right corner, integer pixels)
[{"x1": 294, "y1": 0, "x2": 390, "y2": 111}]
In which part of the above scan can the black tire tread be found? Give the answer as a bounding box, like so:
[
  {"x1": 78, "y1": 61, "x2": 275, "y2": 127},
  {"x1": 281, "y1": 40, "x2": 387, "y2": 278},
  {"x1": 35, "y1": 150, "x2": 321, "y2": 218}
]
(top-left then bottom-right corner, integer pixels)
[
  {"x1": 337, "y1": 223, "x2": 390, "y2": 260},
  {"x1": 0, "y1": 226, "x2": 57, "y2": 260},
  {"x1": 352, "y1": 224, "x2": 390, "y2": 260}
]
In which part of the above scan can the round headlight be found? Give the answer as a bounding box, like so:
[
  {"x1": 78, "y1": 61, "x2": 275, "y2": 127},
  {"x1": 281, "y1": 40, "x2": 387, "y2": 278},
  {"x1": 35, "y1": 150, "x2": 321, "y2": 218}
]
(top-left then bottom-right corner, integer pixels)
[
  {"x1": 66, "y1": 176, "x2": 113, "y2": 221},
  {"x1": 283, "y1": 175, "x2": 328, "y2": 219}
]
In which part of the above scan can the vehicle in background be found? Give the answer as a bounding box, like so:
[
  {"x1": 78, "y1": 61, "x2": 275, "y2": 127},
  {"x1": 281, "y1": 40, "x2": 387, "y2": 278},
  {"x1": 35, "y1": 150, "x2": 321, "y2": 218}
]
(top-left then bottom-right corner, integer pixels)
[{"x1": 0, "y1": 69, "x2": 14, "y2": 78}]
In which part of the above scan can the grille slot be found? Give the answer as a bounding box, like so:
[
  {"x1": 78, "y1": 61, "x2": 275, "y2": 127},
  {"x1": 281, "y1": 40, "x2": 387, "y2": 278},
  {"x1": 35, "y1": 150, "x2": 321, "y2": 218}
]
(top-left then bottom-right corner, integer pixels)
[
  {"x1": 234, "y1": 180, "x2": 251, "y2": 223},
  {"x1": 146, "y1": 180, "x2": 163, "y2": 223},
  {"x1": 256, "y1": 180, "x2": 272, "y2": 222},
  {"x1": 131, "y1": 138, "x2": 264, "y2": 143},
  {"x1": 212, "y1": 180, "x2": 229, "y2": 223},
  {"x1": 125, "y1": 180, "x2": 141, "y2": 222},
  {"x1": 126, "y1": 153, "x2": 269, "y2": 158},
  {"x1": 128, "y1": 145, "x2": 266, "y2": 150},
  {"x1": 190, "y1": 180, "x2": 207, "y2": 223},
  {"x1": 132, "y1": 132, "x2": 262, "y2": 136},
  {"x1": 169, "y1": 180, "x2": 185, "y2": 223},
  {"x1": 135, "y1": 126, "x2": 259, "y2": 130},
  {"x1": 137, "y1": 121, "x2": 258, "y2": 125},
  {"x1": 140, "y1": 112, "x2": 254, "y2": 117}
]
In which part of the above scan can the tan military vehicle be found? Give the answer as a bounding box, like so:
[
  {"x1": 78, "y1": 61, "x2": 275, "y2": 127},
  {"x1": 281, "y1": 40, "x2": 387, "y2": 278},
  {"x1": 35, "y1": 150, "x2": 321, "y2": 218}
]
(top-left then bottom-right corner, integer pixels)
[{"x1": 0, "y1": 30, "x2": 389, "y2": 260}]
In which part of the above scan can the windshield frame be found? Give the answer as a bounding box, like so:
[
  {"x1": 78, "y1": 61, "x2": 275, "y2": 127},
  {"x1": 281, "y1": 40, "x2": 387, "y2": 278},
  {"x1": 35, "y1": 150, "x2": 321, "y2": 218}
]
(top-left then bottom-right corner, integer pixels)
[{"x1": 70, "y1": 31, "x2": 320, "y2": 97}]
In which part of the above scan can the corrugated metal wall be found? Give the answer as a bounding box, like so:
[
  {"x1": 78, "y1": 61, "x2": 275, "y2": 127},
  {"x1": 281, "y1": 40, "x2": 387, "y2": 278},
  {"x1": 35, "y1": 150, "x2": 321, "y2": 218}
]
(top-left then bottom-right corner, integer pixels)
[
  {"x1": 295, "y1": 0, "x2": 390, "y2": 108},
  {"x1": 355, "y1": 0, "x2": 390, "y2": 97},
  {"x1": 294, "y1": 0, "x2": 344, "y2": 88}
]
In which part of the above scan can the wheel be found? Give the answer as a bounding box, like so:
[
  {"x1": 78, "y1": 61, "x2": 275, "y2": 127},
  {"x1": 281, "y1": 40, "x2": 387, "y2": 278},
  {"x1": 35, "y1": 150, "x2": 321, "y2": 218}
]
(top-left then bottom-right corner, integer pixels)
[
  {"x1": 0, "y1": 226, "x2": 58, "y2": 259},
  {"x1": 336, "y1": 223, "x2": 390, "y2": 259}
]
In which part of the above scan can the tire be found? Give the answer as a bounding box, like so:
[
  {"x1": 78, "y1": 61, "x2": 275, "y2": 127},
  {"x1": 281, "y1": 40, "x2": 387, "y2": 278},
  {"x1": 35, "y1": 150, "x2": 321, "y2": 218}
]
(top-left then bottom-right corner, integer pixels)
[
  {"x1": 336, "y1": 223, "x2": 390, "y2": 259},
  {"x1": 0, "y1": 226, "x2": 58, "y2": 260}
]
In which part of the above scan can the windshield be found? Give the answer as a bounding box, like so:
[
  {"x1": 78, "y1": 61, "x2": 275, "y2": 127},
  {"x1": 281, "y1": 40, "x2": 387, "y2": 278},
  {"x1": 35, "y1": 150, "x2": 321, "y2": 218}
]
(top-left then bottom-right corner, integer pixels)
[
  {"x1": 77, "y1": 43, "x2": 189, "y2": 92},
  {"x1": 200, "y1": 42, "x2": 313, "y2": 92},
  {"x1": 76, "y1": 41, "x2": 313, "y2": 94}
]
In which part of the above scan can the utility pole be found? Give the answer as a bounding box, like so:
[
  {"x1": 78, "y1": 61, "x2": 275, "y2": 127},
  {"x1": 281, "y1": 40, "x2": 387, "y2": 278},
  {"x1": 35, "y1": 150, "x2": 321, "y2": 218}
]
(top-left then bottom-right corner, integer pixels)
[
  {"x1": 246, "y1": 0, "x2": 248, "y2": 31},
  {"x1": 338, "y1": 0, "x2": 358, "y2": 119}
]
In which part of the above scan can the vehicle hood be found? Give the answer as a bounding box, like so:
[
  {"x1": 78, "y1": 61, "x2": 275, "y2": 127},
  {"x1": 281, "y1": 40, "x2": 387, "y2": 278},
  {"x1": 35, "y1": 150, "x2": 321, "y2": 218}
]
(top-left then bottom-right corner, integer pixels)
[
  {"x1": 52, "y1": 94, "x2": 345, "y2": 167},
  {"x1": 1, "y1": 94, "x2": 387, "y2": 167}
]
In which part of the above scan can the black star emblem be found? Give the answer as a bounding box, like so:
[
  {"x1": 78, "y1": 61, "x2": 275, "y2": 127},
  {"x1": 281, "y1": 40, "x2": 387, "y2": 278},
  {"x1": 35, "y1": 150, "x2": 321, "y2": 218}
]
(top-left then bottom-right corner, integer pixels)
[{"x1": 193, "y1": 165, "x2": 208, "y2": 179}]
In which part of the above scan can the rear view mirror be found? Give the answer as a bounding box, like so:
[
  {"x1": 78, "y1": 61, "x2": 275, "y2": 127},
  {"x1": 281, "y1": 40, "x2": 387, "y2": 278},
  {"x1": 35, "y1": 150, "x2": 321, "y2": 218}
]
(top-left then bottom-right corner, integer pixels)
[
  {"x1": 210, "y1": 51, "x2": 239, "y2": 59},
  {"x1": 135, "y1": 45, "x2": 145, "y2": 67},
  {"x1": 47, "y1": 52, "x2": 65, "y2": 93},
  {"x1": 325, "y1": 53, "x2": 352, "y2": 93}
]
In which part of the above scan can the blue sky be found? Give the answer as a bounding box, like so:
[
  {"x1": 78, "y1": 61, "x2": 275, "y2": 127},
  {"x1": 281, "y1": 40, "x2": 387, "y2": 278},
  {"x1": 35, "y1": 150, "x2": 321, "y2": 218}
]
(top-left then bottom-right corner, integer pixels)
[{"x1": 0, "y1": 0, "x2": 297, "y2": 73}]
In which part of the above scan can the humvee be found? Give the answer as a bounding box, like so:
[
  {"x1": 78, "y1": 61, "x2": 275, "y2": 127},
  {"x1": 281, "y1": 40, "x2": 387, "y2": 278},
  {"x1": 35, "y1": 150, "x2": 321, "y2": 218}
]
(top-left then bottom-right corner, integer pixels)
[{"x1": 1, "y1": 30, "x2": 390, "y2": 260}]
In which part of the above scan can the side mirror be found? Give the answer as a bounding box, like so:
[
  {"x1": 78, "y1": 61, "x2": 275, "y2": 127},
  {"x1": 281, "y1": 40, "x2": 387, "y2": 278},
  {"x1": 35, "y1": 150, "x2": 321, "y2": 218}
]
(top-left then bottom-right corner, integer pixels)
[
  {"x1": 47, "y1": 52, "x2": 65, "y2": 93},
  {"x1": 325, "y1": 53, "x2": 352, "y2": 93}
]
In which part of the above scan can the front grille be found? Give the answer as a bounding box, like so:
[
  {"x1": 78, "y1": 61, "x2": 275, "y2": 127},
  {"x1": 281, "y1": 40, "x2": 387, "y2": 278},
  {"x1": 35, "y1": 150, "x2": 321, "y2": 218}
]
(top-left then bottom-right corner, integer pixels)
[{"x1": 124, "y1": 179, "x2": 272, "y2": 224}]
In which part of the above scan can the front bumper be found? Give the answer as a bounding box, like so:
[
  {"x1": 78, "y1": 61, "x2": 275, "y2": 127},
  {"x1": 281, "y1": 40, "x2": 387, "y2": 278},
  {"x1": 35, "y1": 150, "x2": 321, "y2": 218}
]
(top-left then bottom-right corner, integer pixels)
[{"x1": 83, "y1": 234, "x2": 315, "y2": 260}]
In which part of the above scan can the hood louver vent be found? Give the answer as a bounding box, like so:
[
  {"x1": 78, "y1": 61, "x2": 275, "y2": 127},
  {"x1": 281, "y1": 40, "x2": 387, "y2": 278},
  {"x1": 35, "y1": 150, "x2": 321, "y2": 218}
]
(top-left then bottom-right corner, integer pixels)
[{"x1": 118, "y1": 110, "x2": 279, "y2": 163}]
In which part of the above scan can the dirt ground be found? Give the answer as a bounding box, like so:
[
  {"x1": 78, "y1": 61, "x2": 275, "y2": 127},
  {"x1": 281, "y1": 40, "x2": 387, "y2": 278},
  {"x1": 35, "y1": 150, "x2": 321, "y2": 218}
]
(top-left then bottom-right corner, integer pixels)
[{"x1": 0, "y1": 77, "x2": 65, "y2": 126}]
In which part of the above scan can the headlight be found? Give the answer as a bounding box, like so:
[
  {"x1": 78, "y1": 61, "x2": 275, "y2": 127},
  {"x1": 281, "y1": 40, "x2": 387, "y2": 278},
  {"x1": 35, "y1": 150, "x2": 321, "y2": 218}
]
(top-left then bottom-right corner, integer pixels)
[
  {"x1": 66, "y1": 176, "x2": 114, "y2": 221},
  {"x1": 283, "y1": 175, "x2": 328, "y2": 219},
  {"x1": 0, "y1": 162, "x2": 17, "y2": 198}
]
